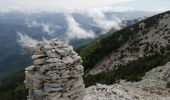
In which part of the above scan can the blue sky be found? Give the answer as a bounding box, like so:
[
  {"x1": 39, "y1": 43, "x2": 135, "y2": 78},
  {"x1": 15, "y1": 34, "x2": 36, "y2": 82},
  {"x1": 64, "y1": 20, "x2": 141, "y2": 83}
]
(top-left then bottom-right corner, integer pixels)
[{"x1": 0, "y1": 0, "x2": 169, "y2": 12}]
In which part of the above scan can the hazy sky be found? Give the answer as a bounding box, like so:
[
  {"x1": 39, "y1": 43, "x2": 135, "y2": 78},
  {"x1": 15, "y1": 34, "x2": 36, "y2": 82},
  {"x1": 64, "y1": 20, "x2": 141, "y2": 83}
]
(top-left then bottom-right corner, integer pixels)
[{"x1": 0, "y1": 0, "x2": 170, "y2": 12}]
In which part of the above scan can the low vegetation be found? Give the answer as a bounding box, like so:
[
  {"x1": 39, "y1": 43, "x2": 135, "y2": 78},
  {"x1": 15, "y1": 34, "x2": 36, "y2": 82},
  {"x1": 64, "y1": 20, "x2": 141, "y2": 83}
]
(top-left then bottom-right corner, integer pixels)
[
  {"x1": 0, "y1": 71, "x2": 27, "y2": 100},
  {"x1": 84, "y1": 53, "x2": 170, "y2": 87}
]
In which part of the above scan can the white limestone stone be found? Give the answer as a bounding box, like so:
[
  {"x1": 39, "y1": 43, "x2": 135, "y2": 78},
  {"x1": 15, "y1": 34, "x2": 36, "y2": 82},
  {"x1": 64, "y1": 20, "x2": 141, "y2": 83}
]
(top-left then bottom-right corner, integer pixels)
[
  {"x1": 32, "y1": 54, "x2": 46, "y2": 60},
  {"x1": 45, "y1": 58, "x2": 62, "y2": 63},
  {"x1": 55, "y1": 49, "x2": 69, "y2": 56},
  {"x1": 62, "y1": 56, "x2": 74, "y2": 64},
  {"x1": 73, "y1": 56, "x2": 81, "y2": 62},
  {"x1": 44, "y1": 50, "x2": 61, "y2": 58},
  {"x1": 25, "y1": 65, "x2": 36, "y2": 71},
  {"x1": 44, "y1": 44, "x2": 53, "y2": 50},
  {"x1": 33, "y1": 58, "x2": 46, "y2": 65},
  {"x1": 44, "y1": 85, "x2": 62, "y2": 92}
]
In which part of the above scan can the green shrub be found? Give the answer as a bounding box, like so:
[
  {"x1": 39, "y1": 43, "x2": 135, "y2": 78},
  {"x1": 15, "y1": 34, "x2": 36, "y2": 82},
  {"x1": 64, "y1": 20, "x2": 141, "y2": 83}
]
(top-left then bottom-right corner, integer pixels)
[{"x1": 0, "y1": 71, "x2": 27, "y2": 100}]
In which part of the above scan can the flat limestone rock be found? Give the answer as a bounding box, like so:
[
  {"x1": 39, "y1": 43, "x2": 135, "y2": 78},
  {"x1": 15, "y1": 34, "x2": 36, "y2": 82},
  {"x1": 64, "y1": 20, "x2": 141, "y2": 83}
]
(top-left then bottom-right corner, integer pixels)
[
  {"x1": 46, "y1": 58, "x2": 62, "y2": 63},
  {"x1": 62, "y1": 56, "x2": 74, "y2": 64},
  {"x1": 44, "y1": 86, "x2": 62, "y2": 92},
  {"x1": 44, "y1": 44, "x2": 53, "y2": 50},
  {"x1": 44, "y1": 50, "x2": 61, "y2": 58},
  {"x1": 32, "y1": 54, "x2": 46, "y2": 60},
  {"x1": 72, "y1": 56, "x2": 81, "y2": 62},
  {"x1": 33, "y1": 58, "x2": 46, "y2": 65},
  {"x1": 55, "y1": 49, "x2": 69, "y2": 56},
  {"x1": 25, "y1": 65, "x2": 36, "y2": 71}
]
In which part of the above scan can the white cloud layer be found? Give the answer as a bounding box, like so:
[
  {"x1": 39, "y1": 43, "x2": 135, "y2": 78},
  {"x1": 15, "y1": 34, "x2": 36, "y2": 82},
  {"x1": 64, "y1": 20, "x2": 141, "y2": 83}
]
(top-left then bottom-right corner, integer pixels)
[
  {"x1": 86, "y1": 9, "x2": 122, "y2": 32},
  {"x1": 17, "y1": 32, "x2": 38, "y2": 48},
  {"x1": 65, "y1": 14, "x2": 95, "y2": 39},
  {"x1": 0, "y1": 0, "x2": 131, "y2": 12},
  {"x1": 42, "y1": 24, "x2": 50, "y2": 33},
  {"x1": 42, "y1": 23, "x2": 55, "y2": 35},
  {"x1": 25, "y1": 20, "x2": 56, "y2": 36}
]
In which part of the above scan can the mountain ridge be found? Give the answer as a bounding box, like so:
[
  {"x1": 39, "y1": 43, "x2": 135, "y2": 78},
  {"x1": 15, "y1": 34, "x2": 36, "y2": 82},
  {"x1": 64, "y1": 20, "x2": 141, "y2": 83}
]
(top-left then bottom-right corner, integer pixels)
[{"x1": 78, "y1": 10, "x2": 170, "y2": 74}]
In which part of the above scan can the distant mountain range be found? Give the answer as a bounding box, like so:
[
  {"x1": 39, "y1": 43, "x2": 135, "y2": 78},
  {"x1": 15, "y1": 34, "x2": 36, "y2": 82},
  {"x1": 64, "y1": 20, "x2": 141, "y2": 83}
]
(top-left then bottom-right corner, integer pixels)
[{"x1": 0, "y1": 10, "x2": 154, "y2": 78}]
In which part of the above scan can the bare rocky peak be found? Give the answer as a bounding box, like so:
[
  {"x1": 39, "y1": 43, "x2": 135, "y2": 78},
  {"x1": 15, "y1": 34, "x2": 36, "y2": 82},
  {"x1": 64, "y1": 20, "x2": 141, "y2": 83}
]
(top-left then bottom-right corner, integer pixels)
[
  {"x1": 25, "y1": 39, "x2": 85, "y2": 100},
  {"x1": 84, "y1": 62, "x2": 170, "y2": 100},
  {"x1": 89, "y1": 12, "x2": 170, "y2": 75}
]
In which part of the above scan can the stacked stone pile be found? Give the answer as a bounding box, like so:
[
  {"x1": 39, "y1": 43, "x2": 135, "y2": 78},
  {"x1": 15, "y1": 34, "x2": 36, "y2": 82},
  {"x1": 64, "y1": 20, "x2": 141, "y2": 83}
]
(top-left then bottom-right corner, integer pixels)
[{"x1": 25, "y1": 39, "x2": 85, "y2": 100}]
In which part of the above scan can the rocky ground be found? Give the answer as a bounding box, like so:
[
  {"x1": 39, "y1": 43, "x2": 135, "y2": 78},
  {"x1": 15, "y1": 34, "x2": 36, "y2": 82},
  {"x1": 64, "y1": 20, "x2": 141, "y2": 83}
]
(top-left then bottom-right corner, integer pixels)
[{"x1": 84, "y1": 62, "x2": 170, "y2": 100}]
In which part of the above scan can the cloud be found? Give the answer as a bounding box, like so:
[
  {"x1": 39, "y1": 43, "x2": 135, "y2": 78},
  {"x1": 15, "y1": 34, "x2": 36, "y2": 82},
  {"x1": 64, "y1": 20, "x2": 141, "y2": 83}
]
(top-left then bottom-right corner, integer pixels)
[
  {"x1": 64, "y1": 14, "x2": 95, "y2": 39},
  {"x1": 42, "y1": 24, "x2": 50, "y2": 33},
  {"x1": 86, "y1": 9, "x2": 122, "y2": 32},
  {"x1": 42, "y1": 23, "x2": 55, "y2": 35},
  {"x1": 25, "y1": 19, "x2": 56, "y2": 36},
  {"x1": 0, "y1": 0, "x2": 131, "y2": 12},
  {"x1": 17, "y1": 32, "x2": 38, "y2": 48}
]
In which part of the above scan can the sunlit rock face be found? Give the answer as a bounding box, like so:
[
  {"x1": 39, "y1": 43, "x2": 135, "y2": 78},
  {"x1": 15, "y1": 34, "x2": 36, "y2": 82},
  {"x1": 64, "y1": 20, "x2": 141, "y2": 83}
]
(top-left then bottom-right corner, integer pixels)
[{"x1": 25, "y1": 39, "x2": 85, "y2": 100}]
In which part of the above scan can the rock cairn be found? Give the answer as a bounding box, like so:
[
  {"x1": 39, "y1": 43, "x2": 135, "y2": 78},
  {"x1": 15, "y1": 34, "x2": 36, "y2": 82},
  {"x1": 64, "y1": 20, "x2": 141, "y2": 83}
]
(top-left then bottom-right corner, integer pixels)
[{"x1": 25, "y1": 39, "x2": 85, "y2": 100}]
